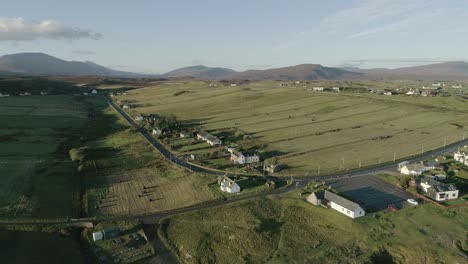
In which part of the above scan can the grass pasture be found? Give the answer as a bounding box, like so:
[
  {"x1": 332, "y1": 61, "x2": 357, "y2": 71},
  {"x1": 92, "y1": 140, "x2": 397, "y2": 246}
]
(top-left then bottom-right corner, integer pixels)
[
  {"x1": 83, "y1": 105, "x2": 219, "y2": 217},
  {"x1": 117, "y1": 81, "x2": 468, "y2": 176},
  {"x1": 0, "y1": 95, "x2": 95, "y2": 218},
  {"x1": 160, "y1": 195, "x2": 468, "y2": 264}
]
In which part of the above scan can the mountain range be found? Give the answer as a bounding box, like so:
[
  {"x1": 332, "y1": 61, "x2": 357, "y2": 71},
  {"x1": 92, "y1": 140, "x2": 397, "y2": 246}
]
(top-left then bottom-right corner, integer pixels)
[{"x1": 1, "y1": 52, "x2": 468, "y2": 80}]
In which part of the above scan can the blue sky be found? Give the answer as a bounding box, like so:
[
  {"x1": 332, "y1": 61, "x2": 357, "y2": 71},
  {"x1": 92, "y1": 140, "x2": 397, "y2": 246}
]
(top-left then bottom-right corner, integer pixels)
[{"x1": 1, "y1": 0, "x2": 468, "y2": 73}]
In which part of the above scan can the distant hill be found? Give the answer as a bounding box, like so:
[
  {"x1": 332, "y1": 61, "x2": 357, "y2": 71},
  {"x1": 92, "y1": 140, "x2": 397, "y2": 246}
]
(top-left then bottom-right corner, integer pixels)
[
  {"x1": 346, "y1": 61, "x2": 468, "y2": 80},
  {"x1": 0, "y1": 53, "x2": 151, "y2": 78},
  {"x1": 222, "y1": 64, "x2": 363, "y2": 80},
  {"x1": 162, "y1": 65, "x2": 237, "y2": 79}
]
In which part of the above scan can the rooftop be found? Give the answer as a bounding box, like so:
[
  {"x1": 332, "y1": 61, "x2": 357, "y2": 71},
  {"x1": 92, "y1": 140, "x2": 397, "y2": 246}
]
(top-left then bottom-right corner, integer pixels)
[{"x1": 324, "y1": 190, "x2": 362, "y2": 211}]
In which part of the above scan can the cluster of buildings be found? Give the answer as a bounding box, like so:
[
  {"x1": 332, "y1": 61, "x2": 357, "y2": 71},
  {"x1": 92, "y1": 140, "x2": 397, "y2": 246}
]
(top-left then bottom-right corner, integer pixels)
[
  {"x1": 227, "y1": 147, "x2": 259, "y2": 165},
  {"x1": 310, "y1": 87, "x2": 341, "y2": 92}
]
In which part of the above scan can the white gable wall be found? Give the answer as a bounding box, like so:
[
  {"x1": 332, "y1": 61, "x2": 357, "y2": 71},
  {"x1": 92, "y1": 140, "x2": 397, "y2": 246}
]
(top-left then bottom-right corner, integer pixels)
[{"x1": 329, "y1": 202, "x2": 365, "y2": 219}]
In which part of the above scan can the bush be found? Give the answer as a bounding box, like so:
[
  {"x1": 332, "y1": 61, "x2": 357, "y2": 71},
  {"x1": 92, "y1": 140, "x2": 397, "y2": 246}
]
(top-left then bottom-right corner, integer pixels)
[{"x1": 69, "y1": 148, "x2": 87, "y2": 162}]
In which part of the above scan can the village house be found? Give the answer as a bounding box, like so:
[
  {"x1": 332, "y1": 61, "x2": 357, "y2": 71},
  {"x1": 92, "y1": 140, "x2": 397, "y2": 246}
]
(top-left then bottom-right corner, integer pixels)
[
  {"x1": 263, "y1": 163, "x2": 280, "y2": 173},
  {"x1": 313, "y1": 87, "x2": 324, "y2": 92},
  {"x1": 92, "y1": 227, "x2": 121, "y2": 242},
  {"x1": 197, "y1": 131, "x2": 222, "y2": 146},
  {"x1": 419, "y1": 179, "x2": 459, "y2": 201},
  {"x1": 180, "y1": 131, "x2": 191, "y2": 138},
  {"x1": 452, "y1": 84, "x2": 463, "y2": 88},
  {"x1": 399, "y1": 162, "x2": 434, "y2": 175},
  {"x1": 405, "y1": 89, "x2": 420, "y2": 96},
  {"x1": 383, "y1": 91, "x2": 392, "y2": 96},
  {"x1": 152, "y1": 127, "x2": 163, "y2": 136},
  {"x1": 454, "y1": 148, "x2": 468, "y2": 165},
  {"x1": 432, "y1": 83, "x2": 441, "y2": 87},
  {"x1": 91, "y1": 89, "x2": 98, "y2": 94},
  {"x1": 40, "y1": 91, "x2": 48, "y2": 95},
  {"x1": 134, "y1": 115, "x2": 144, "y2": 122},
  {"x1": 122, "y1": 104, "x2": 130, "y2": 109},
  {"x1": 307, "y1": 190, "x2": 365, "y2": 219},
  {"x1": 218, "y1": 176, "x2": 240, "y2": 193},
  {"x1": 331, "y1": 87, "x2": 340, "y2": 92},
  {"x1": 230, "y1": 149, "x2": 260, "y2": 165}
]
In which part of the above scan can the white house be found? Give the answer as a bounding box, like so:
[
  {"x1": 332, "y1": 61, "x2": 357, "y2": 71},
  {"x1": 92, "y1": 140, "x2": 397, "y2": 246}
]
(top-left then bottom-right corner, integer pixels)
[
  {"x1": 331, "y1": 87, "x2": 340, "y2": 92},
  {"x1": 40, "y1": 91, "x2": 48, "y2": 95},
  {"x1": 219, "y1": 176, "x2": 240, "y2": 193},
  {"x1": 122, "y1": 104, "x2": 130, "y2": 109},
  {"x1": 230, "y1": 150, "x2": 260, "y2": 165},
  {"x1": 180, "y1": 131, "x2": 191, "y2": 138},
  {"x1": 152, "y1": 127, "x2": 163, "y2": 136},
  {"x1": 91, "y1": 89, "x2": 98, "y2": 94},
  {"x1": 383, "y1": 91, "x2": 392, "y2": 96},
  {"x1": 197, "y1": 131, "x2": 222, "y2": 146},
  {"x1": 454, "y1": 148, "x2": 468, "y2": 165},
  {"x1": 452, "y1": 84, "x2": 463, "y2": 88},
  {"x1": 432, "y1": 83, "x2": 441, "y2": 87},
  {"x1": 313, "y1": 87, "x2": 324, "y2": 91},
  {"x1": 400, "y1": 163, "x2": 433, "y2": 175},
  {"x1": 134, "y1": 115, "x2": 143, "y2": 122},
  {"x1": 419, "y1": 179, "x2": 459, "y2": 201},
  {"x1": 307, "y1": 190, "x2": 365, "y2": 219}
]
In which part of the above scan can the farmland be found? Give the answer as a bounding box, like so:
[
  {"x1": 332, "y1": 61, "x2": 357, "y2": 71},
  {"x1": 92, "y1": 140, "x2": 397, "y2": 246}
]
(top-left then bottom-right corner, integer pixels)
[
  {"x1": 116, "y1": 80, "x2": 468, "y2": 176},
  {"x1": 81, "y1": 100, "x2": 220, "y2": 217},
  {"x1": 159, "y1": 193, "x2": 468, "y2": 264},
  {"x1": 0, "y1": 95, "x2": 96, "y2": 218}
]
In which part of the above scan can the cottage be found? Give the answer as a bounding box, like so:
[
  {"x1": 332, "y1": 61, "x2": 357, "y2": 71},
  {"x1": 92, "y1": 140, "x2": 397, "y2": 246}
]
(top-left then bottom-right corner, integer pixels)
[
  {"x1": 230, "y1": 84, "x2": 237, "y2": 87},
  {"x1": 197, "y1": 131, "x2": 222, "y2": 146},
  {"x1": 419, "y1": 179, "x2": 459, "y2": 201},
  {"x1": 454, "y1": 148, "x2": 468, "y2": 165},
  {"x1": 134, "y1": 115, "x2": 144, "y2": 122},
  {"x1": 399, "y1": 163, "x2": 432, "y2": 175},
  {"x1": 383, "y1": 91, "x2": 392, "y2": 95},
  {"x1": 331, "y1": 87, "x2": 340, "y2": 92},
  {"x1": 152, "y1": 127, "x2": 163, "y2": 136},
  {"x1": 92, "y1": 226, "x2": 121, "y2": 242},
  {"x1": 452, "y1": 84, "x2": 463, "y2": 88},
  {"x1": 263, "y1": 163, "x2": 280, "y2": 173},
  {"x1": 432, "y1": 83, "x2": 441, "y2": 87},
  {"x1": 307, "y1": 190, "x2": 365, "y2": 219},
  {"x1": 122, "y1": 104, "x2": 130, "y2": 109},
  {"x1": 91, "y1": 89, "x2": 98, "y2": 94},
  {"x1": 230, "y1": 150, "x2": 260, "y2": 165},
  {"x1": 180, "y1": 131, "x2": 191, "y2": 138},
  {"x1": 40, "y1": 91, "x2": 48, "y2": 95},
  {"x1": 313, "y1": 87, "x2": 324, "y2": 92},
  {"x1": 219, "y1": 176, "x2": 240, "y2": 193}
]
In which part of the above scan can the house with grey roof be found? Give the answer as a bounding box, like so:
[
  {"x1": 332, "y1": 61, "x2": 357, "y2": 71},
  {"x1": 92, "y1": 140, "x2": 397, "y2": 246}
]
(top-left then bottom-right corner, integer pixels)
[
  {"x1": 218, "y1": 176, "x2": 240, "y2": 193},
  {"x1": 419, "y1": 179, "x2": 459, "y2": 201},
  {"x1": 197, "y1": 131, "x2": 222, "y2": 146},
  {"x1": 454, "y1": 147, "x2": 468, "y2": 165},
  {"x1": 400, "y1": 162, "x2": 433, "y2": 175},
  {"x1": 230, "y1": 149, "x2": 260, "y2": 165},
  {"x1": 307, "y1": 190, "x2": 365, "y2": 219}
]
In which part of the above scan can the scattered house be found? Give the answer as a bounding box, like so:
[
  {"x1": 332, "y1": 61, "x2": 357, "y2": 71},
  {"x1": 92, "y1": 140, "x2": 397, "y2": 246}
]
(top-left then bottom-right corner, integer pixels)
[
  {"x1": 109, "y1": 93, "x2": 115, "y2": 97},
  {"x1": 313, "y1": 87, "x2": 324, "y2": 92},
  {"x1": 91, "y1": 89, "x2": 98, "y2": 94},
  {"x1": 142, "y1": 113, "x2": 159, "y2": 122},
  {"x1": 134, "y1": 115, "x2": 144, "y2": 122},
  {"x1": 295, "y1": 81, "x2": 301, "y2": 84},
  {"x1": 122, "y1": 104, "x2": 130, "y2": 110},
  {"x1": 230, "y1": 83, "x2": 237, "y2": 87},
  {"x1": 399, "y1": 162, "x2": 433, "y2": 175},
  {"x1": 419, "y1": 179, "x2": 459, "y2": 201},
  {"x1": 83, "y1": 92, "x2": 89, "y2": 96},
  {"x1": 454, "y1": 147, "x2": 468, "y2": 165},
  {"x1": 432, "y1": 83, "x2": 441, "y2": 87},
  {"x1": 331, "y1": 87, "x2": 341, "y2": 92},
  {"x1": 452, "y1": 84, "x2": 463, "y2": 88},
  {"x1": 152, "y1": 127, "x2": 163, "y2": 136},
  {"x1": 189, "y1": 153, "x2": 197, "y2": 161},
  {"x1": 180, "y1": 131, "x2": 191, "y2": 138},
  {"x1": 20, "y1": 92, "x2": 31, "y2": 96},
  {"x1": 307, "y1": 190, "x2": 365, "y2": 219},
  {"x1": 218, "y1": 176, "x2": 240, "y2": 193},
  {"x1": 405, "y1": 89, "x2": 420, "y2": 96},
  {"x1": 230, "y1": 149, "x2": 260, "y2": 165},
  {"x1": 263, "y1": 163, "x2": 280, "y2": 173},
  {"x1": 40, "y1": 91, "x2": 48, "y2": 95},
  {"x1": 92, "y1": 227, "x2": 121, "y2": 242},
  {"x1": 383, "y1": 91, "x2": 392, "y2": 96},
  {"x1": 397, "y1": 161, "x2": 410, "y2": 171},
  {"x1": 226, "y1": 147, "x2": 235, "y2": 154},
  {"x1": 421, "y1": 89, "x2": 437, "y2": 97},
  {"x1": 197, "y1": 131, "x2": 222, "y2": 146}
]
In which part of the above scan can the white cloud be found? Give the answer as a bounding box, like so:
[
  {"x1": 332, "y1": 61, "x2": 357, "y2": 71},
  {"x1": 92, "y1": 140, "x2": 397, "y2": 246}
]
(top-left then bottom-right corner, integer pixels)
[
  {"x1": 321, "y1": 0, "x2": 457, "y2": 39},
  {"x1": 0, "y1": 17, "x2": 102, "y2": 41}
]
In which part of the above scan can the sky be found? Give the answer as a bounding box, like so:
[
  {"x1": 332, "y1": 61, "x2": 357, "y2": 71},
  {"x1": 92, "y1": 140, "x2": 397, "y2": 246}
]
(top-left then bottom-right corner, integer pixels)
[{"x1": 1, "y1": 0, "x2": 468, "y2": 74}]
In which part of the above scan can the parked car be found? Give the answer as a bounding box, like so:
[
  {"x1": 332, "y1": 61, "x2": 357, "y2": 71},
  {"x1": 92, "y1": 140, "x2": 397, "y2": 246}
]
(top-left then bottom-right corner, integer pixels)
[{"x1": 407, "y1": 198, "x2": 419, "y2": 205}]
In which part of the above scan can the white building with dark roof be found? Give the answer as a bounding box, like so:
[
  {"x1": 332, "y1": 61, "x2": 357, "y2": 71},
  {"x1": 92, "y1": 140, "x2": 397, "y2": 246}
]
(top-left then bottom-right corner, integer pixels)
[
  {"x1": 230, "y1": 149, "x2": 260, "y2": 165},
  {"x1": 307, "y1": 190, "x2": 365, "y2": 219},
  {"x1": 197, "y1": 131, "x2": 222, "y2": 146},
  {"x1": 419, "y1": 179, "x2": 459, "y2": 201},
  {"x1": 219, "y1": 176, "x2": 240, "y2": 193}
]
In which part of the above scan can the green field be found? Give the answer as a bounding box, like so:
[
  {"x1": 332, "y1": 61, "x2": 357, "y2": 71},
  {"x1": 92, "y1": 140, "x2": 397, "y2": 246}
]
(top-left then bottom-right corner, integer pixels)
[
  {"x1": 0, "y1": 228, "x2": 85, "y2": 264},
  {"x1": 159, "y1": 193, "x2": 468, "y2": 264},
  {"x1": 81, "y1": 102, "x2": 220, "y2": 217},
  {"x1": 0, "y1": 95, "x2": 98, "y2": 218},
  {"x1": 116, "y1": 81, "x2": 468, "y2": 176}
]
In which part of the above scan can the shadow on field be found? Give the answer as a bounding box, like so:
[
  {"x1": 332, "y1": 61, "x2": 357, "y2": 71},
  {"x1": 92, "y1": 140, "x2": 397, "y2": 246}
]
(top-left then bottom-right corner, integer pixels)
[
  {"x1": 262, "y1": 150, "x2": 289, "y2": 159},
  {"x1": 183, "y1": 118, "x2": 212, "y2": 128},
  {"x1": 86, "y1": 147, "x2": 121, "y2": 160}
]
